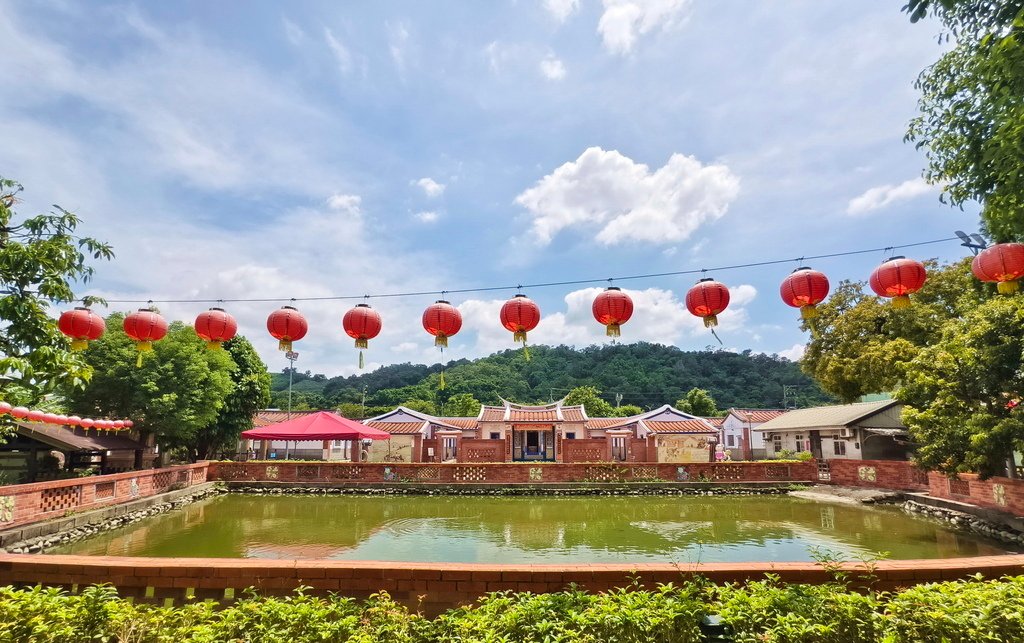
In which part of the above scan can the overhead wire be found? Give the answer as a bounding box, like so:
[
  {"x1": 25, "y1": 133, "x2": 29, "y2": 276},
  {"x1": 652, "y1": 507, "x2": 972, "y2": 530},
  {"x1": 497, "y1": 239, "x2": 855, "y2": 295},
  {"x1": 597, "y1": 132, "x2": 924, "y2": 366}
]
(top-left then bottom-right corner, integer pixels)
[{"x1": 93, "y1": 235, "x2": 961, "y2": 305}]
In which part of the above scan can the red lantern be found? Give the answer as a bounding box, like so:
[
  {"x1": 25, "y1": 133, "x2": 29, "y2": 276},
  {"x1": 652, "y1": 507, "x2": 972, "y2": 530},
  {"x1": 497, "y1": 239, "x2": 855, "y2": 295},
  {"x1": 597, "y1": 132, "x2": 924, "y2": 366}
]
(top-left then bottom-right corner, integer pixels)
[
  {"x1": 124, "y1": 307, "x2": 169, "y2": 364},
  {"x1": 870, "y1": 256, "x2": 927, "y2": 308},
  {"x1": 55, "y1": 415, "x2": 68, "y2": 425},
  {"x1": 10, "y1": 406, "x2": 29, "y2": 419},
  {"x1": 422, "y1": 300, "x2": 462, "y2": 348},
  {"x1": 113, "y1": 420, "x2": 125, "y2": 429},
  {"x1": 195, "y1": 307, "x2": 238, "y2": 350},
  {"x1": 344, "y1": 303, "x2": 382, "y2": 369},
  {"x1": 41, "y1": 412, "x2": 59, "y2": 424},
  {"x1": 80, "y1": 418, "x2": 95, "y2": 429},
  {"x1": 67, "y1": 415, "x2": 82, "y2": 426},
  {"x1": 26, "y1": 409, "x2": 45, "y2": 422},
  {"x1": 972, "y1": 243, "x2": 1024, "y2": 294},
  {"x1": 58, "y1": 307, "x2": 105, "y2": 351},
  {"x1": 780, "y1": 267, "x2": 830, "y2": 320},
  {"x1": 0, "y1": 402, "x2": 11, "y2": 415},
  {"x1": 267, "y1": 305, "x2": 308, "y2": 352},
  {"x1": 592, "y1": 287, "x2": 634, "y2": 337},
  {"x1": 500, "y1": 294, "x2": 541, "y2": 344},
  {"x1": 686, "y1": 278, "x2": 730, "y2": 328}
]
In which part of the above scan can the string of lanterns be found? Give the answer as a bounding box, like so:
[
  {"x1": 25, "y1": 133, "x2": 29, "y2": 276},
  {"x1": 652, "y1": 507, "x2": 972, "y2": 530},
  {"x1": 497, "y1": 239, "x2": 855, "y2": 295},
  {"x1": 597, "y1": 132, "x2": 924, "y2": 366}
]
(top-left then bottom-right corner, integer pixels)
[
  {"x1": 53, "y1": 245, "x2": 1024, "y2": 368},
  {"x1": 0, "y1": 402, "x2": 134, "y2": 432}
]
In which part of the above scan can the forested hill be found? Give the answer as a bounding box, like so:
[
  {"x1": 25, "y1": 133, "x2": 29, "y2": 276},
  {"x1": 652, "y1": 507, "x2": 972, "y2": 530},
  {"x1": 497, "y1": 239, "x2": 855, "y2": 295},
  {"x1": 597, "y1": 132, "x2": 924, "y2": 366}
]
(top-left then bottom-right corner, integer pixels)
[{"x1": 270, "y1": 343, "x2": 833, "y2": 414}]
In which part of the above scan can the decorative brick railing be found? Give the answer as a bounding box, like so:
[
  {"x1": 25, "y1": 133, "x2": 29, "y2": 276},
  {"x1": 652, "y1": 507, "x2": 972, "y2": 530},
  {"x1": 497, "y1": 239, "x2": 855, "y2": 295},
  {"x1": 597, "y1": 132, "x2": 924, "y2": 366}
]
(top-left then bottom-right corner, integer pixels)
[
  {"x1": 827, "y1": 459, "x2": 931, "y2": 491},
  {"x1": 0, "y1": 463, "x2": 210, "y2": 530},
  {"x1": 206, "y1": 461, "x2": 818, "y2": 485}
]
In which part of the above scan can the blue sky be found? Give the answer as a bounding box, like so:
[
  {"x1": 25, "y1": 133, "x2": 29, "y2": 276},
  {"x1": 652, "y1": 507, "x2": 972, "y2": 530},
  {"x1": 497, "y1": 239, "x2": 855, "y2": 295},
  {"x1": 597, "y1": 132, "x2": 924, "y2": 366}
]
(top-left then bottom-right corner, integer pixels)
[{"x1": 1, "y1": 0, "x2": 980, "y2": 376}]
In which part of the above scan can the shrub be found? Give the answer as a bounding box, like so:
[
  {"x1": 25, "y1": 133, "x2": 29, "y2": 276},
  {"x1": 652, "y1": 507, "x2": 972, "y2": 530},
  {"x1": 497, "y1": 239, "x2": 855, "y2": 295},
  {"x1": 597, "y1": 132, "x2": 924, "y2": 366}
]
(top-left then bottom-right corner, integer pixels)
[{"x1": 882, "y1": 575, "x2": 1024, "y2": 642}]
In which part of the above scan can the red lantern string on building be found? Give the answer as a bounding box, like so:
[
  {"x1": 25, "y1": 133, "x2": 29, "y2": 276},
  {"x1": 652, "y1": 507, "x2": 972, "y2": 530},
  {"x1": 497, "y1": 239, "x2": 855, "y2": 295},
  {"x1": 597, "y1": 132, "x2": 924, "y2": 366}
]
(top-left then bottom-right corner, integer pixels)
[
  {"x1": 267, "y1": 305, "x2": 308, "y2": 352},
  {"x1": 0, "y1": 402, "x2": 11, "y2": 415},
  {"x1": 113, "y1": 420, "x2": 125, "y2": 429},
  {"x1": 422, "y1": 300, "x2": 462, "y2": 389},
  {"x1": 592, "y1": 287, "x2": 634, "y2": 337},
  {"x1": 124, "y1": 307, "x2": 169, "y2": 366},
  {"x1": 500, "y1": 294, "x2": 541, "y2": 359},
  {"x1": 686, "y1": 278, "x2": 730, "y2": 328},
  {"x1": 195, "y1": 307, "x2": 238, "y2": 350},
  {"x1": 67, "y1": 415, "x2": 82, "y2": 427},
  {"x1": 10, "y1": 407, "x2": 29, "y2": 419},
  {"x1": 25, "y1": 409, "x2": 44, "y2": 422},
  {"x1": 869, "y1": 256, "x2": 927, "y2": 308},
  {"x1": 80, "y1": 418, "x2": 95, "y2": 429},
  {"x1": 125, "y1": 420, "x2": 134, "y2": 428},
  {"x1": 343, "y1": 303, "x2": 382, "y2": 369},
  {"x1": 58, "y1": 307, "x2": 105, "y2": 351},
  {"x1": 972, "y1": 243, "x2": 1024, "y2": 294},
  {"x1": 779, "y1": 267, "x2": 830, "y2": 320}
]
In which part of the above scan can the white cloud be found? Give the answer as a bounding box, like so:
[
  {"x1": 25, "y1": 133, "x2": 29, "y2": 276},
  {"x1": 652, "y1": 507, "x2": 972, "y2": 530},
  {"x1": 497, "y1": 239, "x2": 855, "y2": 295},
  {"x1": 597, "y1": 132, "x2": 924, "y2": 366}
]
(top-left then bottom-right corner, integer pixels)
[
  {"x1": 598, "y1": 0, "x2": 692, "y2": 55},
  {"x1": 414, "y1": 177, "x2": 446, "y2": 197},
  {"x1": 846, "y1": 177, "x2": 935, "y2": 215},
  {"x1": 388, "y1": 21, "x2": 409, "y2": 74},
  {"x1": 776, "y1": 343, "x2": 806, "y2": 361},
  {"x1": 540, "y1": 56, "x2": 567, "y2": 80},
  {"x1": 457, "y1": 285, "x2": 757, "y2": 356},
  {"x1": 282, "y1": 18, "x2": 306, "y2": 46},
  {"x1": 391, "y1": 342, "x2": 419, "y2": 353},
  {"x1": 515, "y1": 147, "x2": 739, "y2": 246},
  {"x1": 324, "y1": 27, "x2": 352, "y2": 75},
  {"x1": 543, "y1": 0, "x2": 580, "y2": 22},
  {"x1": 326, "y1": 193, "x2": 362, "y2": 216},
  {"x1": 415, "y1": 211, "x2": 439, "y2": 223}
]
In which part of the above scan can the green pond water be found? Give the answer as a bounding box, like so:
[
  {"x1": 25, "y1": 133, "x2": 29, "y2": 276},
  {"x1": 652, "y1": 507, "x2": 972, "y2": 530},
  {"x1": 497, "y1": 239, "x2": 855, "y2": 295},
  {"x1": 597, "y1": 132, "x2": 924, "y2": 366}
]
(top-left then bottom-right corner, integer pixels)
[{"x1": 52, "y1": 494, "x2": 1017, "y2": 563}]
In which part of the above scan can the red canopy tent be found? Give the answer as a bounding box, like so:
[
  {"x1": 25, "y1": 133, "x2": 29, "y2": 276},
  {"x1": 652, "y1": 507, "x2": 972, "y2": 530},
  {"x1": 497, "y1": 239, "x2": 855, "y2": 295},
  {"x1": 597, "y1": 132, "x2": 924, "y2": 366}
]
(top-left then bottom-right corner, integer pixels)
[{"x1": 241, "y1": 411, "x2": 390, "y2": 441}]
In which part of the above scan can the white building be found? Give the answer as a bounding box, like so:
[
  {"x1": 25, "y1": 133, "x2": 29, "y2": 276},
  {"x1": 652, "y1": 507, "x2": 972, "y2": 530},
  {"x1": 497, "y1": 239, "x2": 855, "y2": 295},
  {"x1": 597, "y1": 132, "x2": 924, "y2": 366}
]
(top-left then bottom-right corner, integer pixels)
[
  {"x1": 720, "y1": 408, "x2": 788, "y2": 460},
  {"x1": 753, "y1": 400, "x2": 910, "y2": 461}
]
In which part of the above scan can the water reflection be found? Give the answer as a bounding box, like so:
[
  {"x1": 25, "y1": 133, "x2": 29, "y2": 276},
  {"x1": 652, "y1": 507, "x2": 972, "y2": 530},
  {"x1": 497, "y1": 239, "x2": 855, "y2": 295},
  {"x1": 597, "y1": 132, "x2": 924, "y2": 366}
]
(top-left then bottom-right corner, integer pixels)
[{"x1": 52, "y1": 494, "x2": 1017, "y2": 563}]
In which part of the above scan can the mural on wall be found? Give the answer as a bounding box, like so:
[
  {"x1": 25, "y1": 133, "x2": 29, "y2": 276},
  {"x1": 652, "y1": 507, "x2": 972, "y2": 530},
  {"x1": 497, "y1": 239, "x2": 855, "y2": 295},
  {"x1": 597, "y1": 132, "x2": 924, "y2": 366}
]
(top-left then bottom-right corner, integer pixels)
[
  {"x1": 364, "y1": 435, "x2": 414, "y2": 463},
  {"x1": 656, "y1": 435, "x2": 712, "y2": 463}
]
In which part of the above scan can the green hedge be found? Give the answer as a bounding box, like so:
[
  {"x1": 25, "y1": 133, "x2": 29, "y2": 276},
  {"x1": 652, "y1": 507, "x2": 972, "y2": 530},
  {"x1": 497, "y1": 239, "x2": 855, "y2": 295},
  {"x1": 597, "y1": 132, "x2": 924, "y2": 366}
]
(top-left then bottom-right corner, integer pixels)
[{"x1": 1, "y1": 576, "x2": 1023, "y2": 642}]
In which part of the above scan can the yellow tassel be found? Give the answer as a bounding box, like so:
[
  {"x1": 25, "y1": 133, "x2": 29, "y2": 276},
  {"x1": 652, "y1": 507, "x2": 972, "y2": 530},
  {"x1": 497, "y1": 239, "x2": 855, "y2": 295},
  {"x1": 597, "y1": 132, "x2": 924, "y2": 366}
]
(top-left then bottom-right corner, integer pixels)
[
  {"x1": 355, "y1": 338, "x2": 368, "y2": 349},
  {"x1": 523, "y1": 344, "x2": 531, "y2": 361},
  {"x1": 606, "y1": 323, "x2": 620, "y2": 337},
  {"x1": 998, "y1": 280, "x2": 1020, "y2": 294},
  {"x1": 703, "y1": 315, "x2": 718, "y2": 328},
  {"x1": 278, "y1": 339, "x2": 292, "y2": 351},
  {"x1": 71, "y1": 339, "x2": 88, "y2": 351},
  {"x1": 137, "y1": 341, "x2": 153, "y2": 352},
  {"x1": 513, "y1": 330, "x2": 527, "y2": 343},
  {"x1": 136, "y1": 352, "x2": 143, "y2": 368},
  {"x1": 359, "y1": 350, "x2": 365, "y2": 369},
  {"x1": 439, "y1": 370, "x2": 446, "y2": 390},
  {"x1": 435, "y1": 335, "x2": 448, "y2": 348},
  {"x1": 800, "y1": 305, "x2": 818, "y2": 320},
  {"x1": 206, "y1": 341, "x2": 222, "y2": 350},
  {"x1": 892, "y1": 295, "x2": 912, "y2": 309}
]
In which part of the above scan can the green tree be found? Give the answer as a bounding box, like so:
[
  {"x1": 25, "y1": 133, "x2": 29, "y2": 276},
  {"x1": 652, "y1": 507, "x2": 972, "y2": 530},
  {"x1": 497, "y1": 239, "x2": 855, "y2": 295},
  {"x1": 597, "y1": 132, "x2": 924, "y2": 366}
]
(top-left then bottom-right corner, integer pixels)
[
  {"x1": 66, "y1": 313, "x2": 235, "y2": 456},
  {"x1": 899, "y1": 295, "x2": 1024, "y2": 477},
  {"x1": 801, "y1": 259, "x2": 986, "y2": 402},
  {"x1": 401, "y1": 398, "x2": 438, "y2": 416},
  {"x1": 906, "y1": 0, "x2": 1024, "y2": 241},
  {"x1": 194, "y1": 336, "x2": 270, "y2": 460},
  {"x1": 676, "y1": 388, "x2": 720, "y2": 417},
  {"x1": 445, "y1": 393, "x2": 482, "y2": 417},
  {"x1": 0, "y1": 178, "x2": 113, "y2": 424},
  {"x1": 616, "y1": 404, "x2": 644, "y2": 416},
  {"x1": 565, "y1": 385, "x2": 615, "y2": 417}
]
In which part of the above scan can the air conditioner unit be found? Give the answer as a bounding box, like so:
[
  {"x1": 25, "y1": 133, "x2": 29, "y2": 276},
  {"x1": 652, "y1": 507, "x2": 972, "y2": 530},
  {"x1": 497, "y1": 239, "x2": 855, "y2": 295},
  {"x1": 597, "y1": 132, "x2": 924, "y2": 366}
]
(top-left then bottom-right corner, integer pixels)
[{"x1": 838, "y1": 428, "x2": 854, "y2": 439}]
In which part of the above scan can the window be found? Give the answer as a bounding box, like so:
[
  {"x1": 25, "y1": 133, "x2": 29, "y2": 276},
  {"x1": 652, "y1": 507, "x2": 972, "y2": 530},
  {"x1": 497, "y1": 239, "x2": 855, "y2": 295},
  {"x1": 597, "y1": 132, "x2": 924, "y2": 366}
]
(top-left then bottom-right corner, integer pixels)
[
  {"x1": 611, "y1": 436, "x2": 627, "y2": 461},
  {"x1": 833, "y1": 440, "x2": 847, "y2": 456},
  {"x1": 489, "y1": 432, "x2": 500, "y2": 440},
  {"x1": 772, "y1": 434, "x2": 782, "y2": 452},
  {"x1": 795, "y1": 435, "x2": 806, "y2": 452},
  {"x1": 565, "y1": 432, "x2": 576, "y2": 439},
  {"x1": 726, "y1": 434, "x2": 735, "y2": 447}
]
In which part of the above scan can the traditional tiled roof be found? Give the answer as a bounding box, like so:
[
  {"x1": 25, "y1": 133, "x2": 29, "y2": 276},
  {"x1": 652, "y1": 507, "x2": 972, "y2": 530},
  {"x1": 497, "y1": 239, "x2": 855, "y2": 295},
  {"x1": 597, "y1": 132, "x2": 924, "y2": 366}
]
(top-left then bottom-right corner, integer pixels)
[
  {"x1": 508, "y1": 407, "x2": 559, "y2": 422},
  {"x1": 439, "y1": 417, "x2": 479, "y2": 429},
  {"x1": 643, "y1": 420, "x2": 719, "y2": 434},
  {"x1": 480, "y1": 406, "x2": 506, "y2": 422},
  {"x1": 480, "y1": 399, "x2": 587, "y2": 424},
  {"x1": 253, "y1": 410, "x2": 319, "y2": 427},
  {"x1": 363, "y1": 421, "x2": 425, "y2": 435},
  {"x1": 703, "y1": 416, "x2": 726, "y2": 429},
  {"x1": 561, "y1": 407, "x2": 586, "y2": 422},
  {"x1": 730, "y1": 409, "x2": 788, "y2": 424},
  {"x1": 753, "y1": 400, "x2": 901, "y2": 432},
  {"x1": 586, "y1": 417, "x2": 628, "y2": 429}
]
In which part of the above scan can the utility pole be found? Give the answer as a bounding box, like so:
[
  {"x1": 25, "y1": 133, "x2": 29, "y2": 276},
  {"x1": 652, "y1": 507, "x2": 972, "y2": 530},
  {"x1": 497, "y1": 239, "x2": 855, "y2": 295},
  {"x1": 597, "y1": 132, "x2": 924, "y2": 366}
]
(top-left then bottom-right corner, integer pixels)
[
  {"x1": 615, "y1": 393, "x2": 623, "y2": 408},
  {"x1": 286, "y1": 351, "x2": 298, "y2": 419}
]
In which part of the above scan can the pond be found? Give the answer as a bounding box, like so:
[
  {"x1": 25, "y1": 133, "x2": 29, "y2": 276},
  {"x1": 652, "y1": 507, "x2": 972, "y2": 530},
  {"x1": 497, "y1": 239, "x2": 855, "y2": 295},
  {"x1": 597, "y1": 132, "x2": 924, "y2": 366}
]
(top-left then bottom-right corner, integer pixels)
[{"x1": 51, "y1": 494, "x2": 1017, "y2": 563}]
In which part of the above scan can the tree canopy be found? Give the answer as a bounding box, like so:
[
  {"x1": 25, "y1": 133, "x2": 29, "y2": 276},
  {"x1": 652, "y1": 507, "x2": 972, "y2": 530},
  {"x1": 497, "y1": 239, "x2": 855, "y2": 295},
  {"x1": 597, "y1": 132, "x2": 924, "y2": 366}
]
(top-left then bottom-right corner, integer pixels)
[
  {"x1": 0, "y1": 178, "x2": 113, "y2": 422},
  {"x1": 676, "y1": 388, "x2": 720, "y2": 417}
]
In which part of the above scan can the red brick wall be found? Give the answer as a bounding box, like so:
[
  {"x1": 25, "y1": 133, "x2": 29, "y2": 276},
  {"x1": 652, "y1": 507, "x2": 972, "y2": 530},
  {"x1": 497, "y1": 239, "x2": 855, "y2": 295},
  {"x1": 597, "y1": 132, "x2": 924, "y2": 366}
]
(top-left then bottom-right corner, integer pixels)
[
  {"x1": 207, "y1": 461, "x2": 819, "y2": 484},
  {"x1": 927, "y1": 472, "x2": 1024, "y2": 516},
  {"x1": 561, "y1": 439, "x2": 607, "y2": 463},
  {"x1": 0, "y1": 463, "x2": 209, "y2": 530},
  {"x1": 827, "y1": 459, "x2": 930, "y2": 491},
  {"x1": 457, "y1": 440, "x2": 506, "y2": 463},
  {"x1": 3, "y1": 553, "x2": 1021, "y2": 615}
]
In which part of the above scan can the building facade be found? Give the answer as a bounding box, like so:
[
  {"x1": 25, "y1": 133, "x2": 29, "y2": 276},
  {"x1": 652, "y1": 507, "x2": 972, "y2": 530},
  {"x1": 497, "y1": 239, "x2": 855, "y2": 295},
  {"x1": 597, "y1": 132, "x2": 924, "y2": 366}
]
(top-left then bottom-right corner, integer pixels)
[{"x1": 753, "y1": 400, "x2": 910, "y2": 461}]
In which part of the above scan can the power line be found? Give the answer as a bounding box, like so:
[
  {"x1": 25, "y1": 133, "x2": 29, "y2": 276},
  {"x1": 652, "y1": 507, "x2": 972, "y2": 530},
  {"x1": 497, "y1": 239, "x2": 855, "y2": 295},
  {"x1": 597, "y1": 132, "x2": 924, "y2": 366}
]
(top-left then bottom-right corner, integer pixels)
[{"x1": 95, "y1": 236, "x2": 960, "y2": 304}]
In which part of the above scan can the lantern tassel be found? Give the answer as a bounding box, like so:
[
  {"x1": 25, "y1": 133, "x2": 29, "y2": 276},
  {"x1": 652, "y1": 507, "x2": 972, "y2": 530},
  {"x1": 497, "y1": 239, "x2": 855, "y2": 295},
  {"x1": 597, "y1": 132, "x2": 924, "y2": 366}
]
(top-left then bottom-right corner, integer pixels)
[
  {"x1": 513, "y1": 330, "x2": 527, "y2": 343},
  {"x1": 892, "y1": 295, "x2": 912, "y2": 309},
  {"x1": 439, "y1": 370, "x2": 446, "y2": 390},
  {"x1": 435, "y1": 335, "x2": 448, "y2": 348},
  {"x1": 71, "y1": 339, "x2": 88, "y2": 351},
  {"x1": 799, "y1": 305, "x2": 818, "y2": 320},
  {"x1": 358, "y1": 350, "x2": 365, "y2": 369},
  {"x1": 703, "y1": 315, "x2": 718, "y2": 328},
  {"x1": 998, "y1": 280, "x2": 1020, "y2": 295},
  {"x1": 606, "y1": 323, "x2": 621, "y2": 337},
  {"x1": 355, "y1": 338, "x2": 368, "y2": 349},
  {"x1": 523, "y1": 343, "x2": 531, "y2": 362},
  {"x1": 278, "y1": 339, "x2": 292, "y2": 352},
  {"x1": 136, "y1": 340, "x2": 153, "y2": 367},
  {"x1": 206, "y1": 341, "x2": 222, "y2": 350}
]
